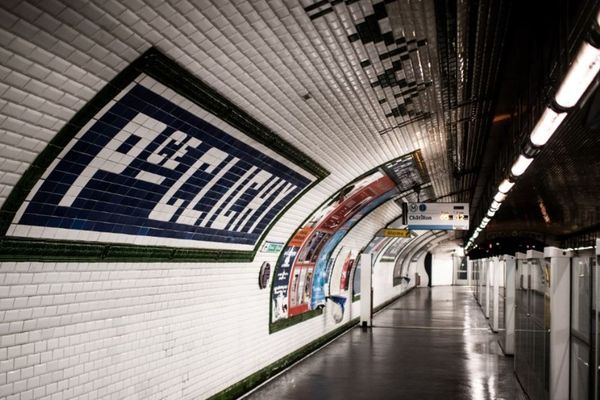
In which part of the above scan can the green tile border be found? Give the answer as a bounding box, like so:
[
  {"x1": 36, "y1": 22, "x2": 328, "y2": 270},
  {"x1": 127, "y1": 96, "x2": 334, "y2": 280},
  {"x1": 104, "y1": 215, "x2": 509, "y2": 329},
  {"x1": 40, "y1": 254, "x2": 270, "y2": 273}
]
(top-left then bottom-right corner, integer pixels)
[
  {"x1": 0, "y1": 47, "x2": 329, "y2": 262},
  {"x1": 0, "y1": 237, "x2": 253, "y2": 263},
  {"x1": 210, "y1": 287, "x2": 414, "y2": 400}
]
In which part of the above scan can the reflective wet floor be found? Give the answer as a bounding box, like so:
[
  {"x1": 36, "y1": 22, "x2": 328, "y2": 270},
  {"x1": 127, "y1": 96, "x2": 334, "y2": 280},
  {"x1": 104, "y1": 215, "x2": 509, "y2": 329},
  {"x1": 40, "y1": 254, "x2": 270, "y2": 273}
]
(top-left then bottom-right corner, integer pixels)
[{"x1": 245, "y1": 286, "x2": 527, "y2": 400}]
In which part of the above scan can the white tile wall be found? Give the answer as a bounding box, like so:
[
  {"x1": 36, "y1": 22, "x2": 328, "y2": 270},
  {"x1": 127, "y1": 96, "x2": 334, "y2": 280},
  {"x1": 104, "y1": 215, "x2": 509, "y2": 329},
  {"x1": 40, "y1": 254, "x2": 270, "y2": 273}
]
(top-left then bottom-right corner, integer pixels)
[
  {"x1": 0, "y1": 0, "x2": 450, "y2": 398},
  {"x1": 0, "y1": 197, "x2": 412, "y2": 399},
  {"x1": 0, "y1": 0, "x2": 451, "y2": 208}
]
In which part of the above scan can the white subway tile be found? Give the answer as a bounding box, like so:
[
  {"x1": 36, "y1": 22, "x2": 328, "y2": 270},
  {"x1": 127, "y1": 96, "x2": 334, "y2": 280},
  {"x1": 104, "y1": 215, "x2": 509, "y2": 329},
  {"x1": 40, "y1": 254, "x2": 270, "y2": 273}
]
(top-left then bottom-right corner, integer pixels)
[
  {"x1": 20, "y1": 388, "x2": 33, "y2": 400},
  {"x1": 12, "y1": 378, "x2": 26, "y2": 393},
  {"x1": 0, "y1": 383, "x2": 12, "y2": 397},
  {"x1": 6, "y1": 370, "x2": 20, "y2": 383}
]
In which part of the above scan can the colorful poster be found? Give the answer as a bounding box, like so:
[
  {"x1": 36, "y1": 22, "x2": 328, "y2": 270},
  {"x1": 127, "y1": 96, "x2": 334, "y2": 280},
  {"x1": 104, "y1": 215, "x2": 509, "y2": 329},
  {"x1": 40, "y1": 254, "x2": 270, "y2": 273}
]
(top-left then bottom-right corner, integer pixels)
[
  {"x1": 272, "y1": 246, "x2": 299, "y2": 320},
  {"x1": 340, "y1": 253, "x2": 355, "y2": 291},
  {"x1": 352, "y1": 257, "x2": 361, "y2": 298},
  {"x1": 309, "y1": 187, "x2": 398, "y2": 310},
  {"x1": 364, "y1": 236, "x2": 392, "y2": 258},
  {"x1": 271, "y1": 151, "x2": 430, "y2": 324},
  {"x1": 380, "y1": 237, "x2": 410, "y2": 262}
]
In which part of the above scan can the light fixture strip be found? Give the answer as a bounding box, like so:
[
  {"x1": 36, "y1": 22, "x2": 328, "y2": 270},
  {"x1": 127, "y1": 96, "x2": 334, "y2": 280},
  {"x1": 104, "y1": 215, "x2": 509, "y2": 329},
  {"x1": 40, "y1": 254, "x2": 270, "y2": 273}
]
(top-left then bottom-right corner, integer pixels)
[
  {"x1": 498, "y1": 179, "x2": 515, "y2": 194},
  {"x1": 529, "y1": 108, "x2": 568, "y2": 146},
  {"x1": 510, "y1": 155, "x2": 534, "y2": 177},
  {"x1": 554, "y1": 41, "x2": 600, "y2": 108},
  {"x1": 467, "y1": 12, "x2": 600, "y2": 253}
]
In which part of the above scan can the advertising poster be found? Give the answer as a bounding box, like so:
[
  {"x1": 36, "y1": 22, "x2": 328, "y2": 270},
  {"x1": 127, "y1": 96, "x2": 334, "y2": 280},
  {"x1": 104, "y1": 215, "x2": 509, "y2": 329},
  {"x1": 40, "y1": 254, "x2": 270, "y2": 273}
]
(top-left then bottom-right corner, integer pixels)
[
  {"x1": 271, "y1": 246, "x2": 299, "y2": 320},
  {"x1": 364, "y1": 236, "x2": 393, "y2": 260},
  {"x1": 340, "y1": 253, "x2": 355, "y2": 291},
  {"x1": 287, "y1": 172, "x2": 397, "y2": 317},
  {"x1": 352, "y1": 257, "x2": 361, "y2": 298},
  {"x1": 271, "y1": 151, "x2": 430, "y2": 324},
  {"x1": 380, "y1": 237, "x2": 410, "y2": 262},
  {"x1": 309, "y1": 188, "x2": 398, "y2": 310}
]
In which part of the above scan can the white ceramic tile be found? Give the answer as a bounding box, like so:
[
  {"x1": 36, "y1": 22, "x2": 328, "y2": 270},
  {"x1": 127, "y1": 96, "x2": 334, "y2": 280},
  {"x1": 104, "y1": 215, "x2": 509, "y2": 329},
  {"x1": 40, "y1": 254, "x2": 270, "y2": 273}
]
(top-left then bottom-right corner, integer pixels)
[{"x1": 0, "y1": 0, "x2": 453, "y2": 397}]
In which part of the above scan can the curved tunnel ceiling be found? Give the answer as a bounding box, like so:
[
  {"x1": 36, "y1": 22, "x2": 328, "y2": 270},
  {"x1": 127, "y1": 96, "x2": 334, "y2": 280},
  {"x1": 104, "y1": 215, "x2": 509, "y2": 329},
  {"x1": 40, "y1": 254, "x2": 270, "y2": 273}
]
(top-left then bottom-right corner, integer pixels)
[
  {"x1": 0, "y1": 0, "x2": 597, "y2": 260},
  {"x1": 0, "y1": 0, "x2": 451, "y2": 206}
]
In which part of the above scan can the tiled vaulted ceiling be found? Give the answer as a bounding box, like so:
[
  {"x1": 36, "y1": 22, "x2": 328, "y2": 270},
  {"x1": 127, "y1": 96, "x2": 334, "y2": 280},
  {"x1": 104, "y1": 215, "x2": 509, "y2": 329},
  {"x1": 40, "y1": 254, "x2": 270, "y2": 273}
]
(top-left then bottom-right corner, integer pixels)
[{"x1": 0, "y1": 0, "x2": 507, "y2": 219}]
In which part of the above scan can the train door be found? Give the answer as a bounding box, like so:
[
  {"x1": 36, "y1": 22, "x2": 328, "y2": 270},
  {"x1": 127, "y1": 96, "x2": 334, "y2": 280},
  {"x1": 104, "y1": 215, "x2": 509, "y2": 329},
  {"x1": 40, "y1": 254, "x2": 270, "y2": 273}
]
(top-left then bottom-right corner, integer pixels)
[
  {"x1": 596, "y1": 240, "x2": 600, "y2": 400},
  {"x1": 529, "y1": 256, "x2": 550, "y2": 400},
  {"x1": 454, "y1": 256, "x2": 469, "y2": 285},
  {"x1": 570, "y1": 252, "x2": 593, "y2": 399},
  {"x1": 514, "y1": 250, "x2": 546, "y2": 400},
  {"x1": 514, "y1": 252, "x2": 530, "y2": 393}
]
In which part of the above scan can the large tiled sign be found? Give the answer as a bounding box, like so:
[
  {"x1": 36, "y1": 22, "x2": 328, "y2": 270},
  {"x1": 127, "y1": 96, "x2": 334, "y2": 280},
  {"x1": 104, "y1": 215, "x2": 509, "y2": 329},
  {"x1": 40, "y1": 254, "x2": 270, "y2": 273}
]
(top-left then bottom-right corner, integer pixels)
[{"x1": 4, "y1": 49, "x2": 327, "y2": 255}]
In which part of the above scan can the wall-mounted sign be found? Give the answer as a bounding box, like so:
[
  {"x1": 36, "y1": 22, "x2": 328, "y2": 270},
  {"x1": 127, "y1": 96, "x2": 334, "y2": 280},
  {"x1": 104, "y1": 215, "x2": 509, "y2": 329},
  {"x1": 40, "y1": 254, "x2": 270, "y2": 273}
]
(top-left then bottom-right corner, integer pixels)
[
  {"x1": 5, "y1": 49, "x2": 326, "y2": 255},
  {"x1": 259, "y1": 262, "x2": 271, "y2": 289},
  {"x1": 261, "y1": 242, "x2": 284, "y2": 253},
  {"x1": 403, "y1": 203, "x2": 469, "y2": 230},
  {"x1": 382, "y1": 228, "x2": 411, "y2": 238}
]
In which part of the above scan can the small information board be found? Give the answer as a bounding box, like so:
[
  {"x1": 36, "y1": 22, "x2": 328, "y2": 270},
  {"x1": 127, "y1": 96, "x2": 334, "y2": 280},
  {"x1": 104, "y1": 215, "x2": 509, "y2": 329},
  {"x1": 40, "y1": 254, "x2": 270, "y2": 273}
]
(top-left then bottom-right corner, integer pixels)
[
  {"x1": 403, "y1": 203, "x2": 469, "y2": 230},
  {"x1": 382, "y1": 228, "x2": 411, "y2": 238},
  {"x1": 261, "y1": 241, "x2": 285, "y2": 253}
]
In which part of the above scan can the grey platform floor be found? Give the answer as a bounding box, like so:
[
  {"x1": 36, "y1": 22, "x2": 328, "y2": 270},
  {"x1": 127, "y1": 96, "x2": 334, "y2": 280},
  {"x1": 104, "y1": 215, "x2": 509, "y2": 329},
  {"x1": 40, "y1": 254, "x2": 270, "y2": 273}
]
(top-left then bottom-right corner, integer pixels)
[{"x1": 245, "y1": 286, "x2": 527, "y2": 400}]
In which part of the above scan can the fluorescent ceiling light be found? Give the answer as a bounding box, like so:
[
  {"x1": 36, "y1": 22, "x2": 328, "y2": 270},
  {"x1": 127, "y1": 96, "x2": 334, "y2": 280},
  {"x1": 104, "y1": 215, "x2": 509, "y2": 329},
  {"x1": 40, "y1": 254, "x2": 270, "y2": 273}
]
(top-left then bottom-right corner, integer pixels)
[
  {"x1": 494, "y1": 191, "x2": 507, "y2": 202},
  {"x1": 510, "y1": 155, "x2": 533, "y2": 177},
  {"x1": 530, "y1": 108, "x2": 567, "y2": 146},
  {"x1": 487, "y1": 209, "x2": 497, "y2": 217},
  {"x1": 498, "y1": 179, "x2": 515, "y2": 194},
  {"x1": 491, "y1": 200, "x2": 502, "y2": 209},
  {"x1": 555, "y1": 42, "x2": 600, "y2": 108},
  {"x1": 473, "y1": 231, "x2": 479, "y2": 239},
  {"x1": 482, "y1": 217, "x2": 490, "y2": 223}
]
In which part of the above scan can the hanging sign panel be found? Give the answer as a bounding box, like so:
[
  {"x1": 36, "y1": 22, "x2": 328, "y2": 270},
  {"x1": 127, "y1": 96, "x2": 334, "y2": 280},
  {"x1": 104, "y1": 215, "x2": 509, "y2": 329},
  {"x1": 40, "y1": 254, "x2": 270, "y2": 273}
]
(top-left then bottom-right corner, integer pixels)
[
  {"x1": 382, "y1": 228, "x2": 411, "y2": 238},
  {"x1": 403, "y1": 203, "x2": 469, "y2": 230}
]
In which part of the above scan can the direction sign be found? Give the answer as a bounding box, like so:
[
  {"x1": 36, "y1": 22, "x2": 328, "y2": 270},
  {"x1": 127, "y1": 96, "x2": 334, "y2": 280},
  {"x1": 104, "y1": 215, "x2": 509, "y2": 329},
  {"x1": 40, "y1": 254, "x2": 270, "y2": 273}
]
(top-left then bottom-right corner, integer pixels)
[
  {"x1": 261, "y1": 241, "x2": 285, "y2": 253},
  {"x1": 403, "y1": 203, "x2": 469, "y2": 230},
  {"x1": 382, "y1": 228, "x2": 411, "y2": 238}
]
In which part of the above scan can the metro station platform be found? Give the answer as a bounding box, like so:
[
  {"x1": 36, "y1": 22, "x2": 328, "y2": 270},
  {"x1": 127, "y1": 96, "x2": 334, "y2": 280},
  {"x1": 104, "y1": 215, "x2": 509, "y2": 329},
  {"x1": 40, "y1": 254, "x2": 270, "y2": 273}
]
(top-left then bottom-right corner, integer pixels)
[
  {"x1": 2, "y1": 1, "x2": 600, "y2": 399},
  {"x1": 245, "y1": 287, "x2": 526, "y2": 400}
]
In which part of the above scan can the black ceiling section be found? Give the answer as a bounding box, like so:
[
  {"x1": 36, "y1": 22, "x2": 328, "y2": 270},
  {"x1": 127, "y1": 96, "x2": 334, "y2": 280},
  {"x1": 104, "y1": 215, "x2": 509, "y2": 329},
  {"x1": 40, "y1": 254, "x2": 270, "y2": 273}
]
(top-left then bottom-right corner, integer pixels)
[
  {"x1": 491, "y1": 89, "x2": 600, "y2": 241},
  {"x1": 434, "y1": 0, "x2": 510, "y2": 204},
  {"x1": 471, "y1": 0, "x2": 600, "y2": 247}
]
